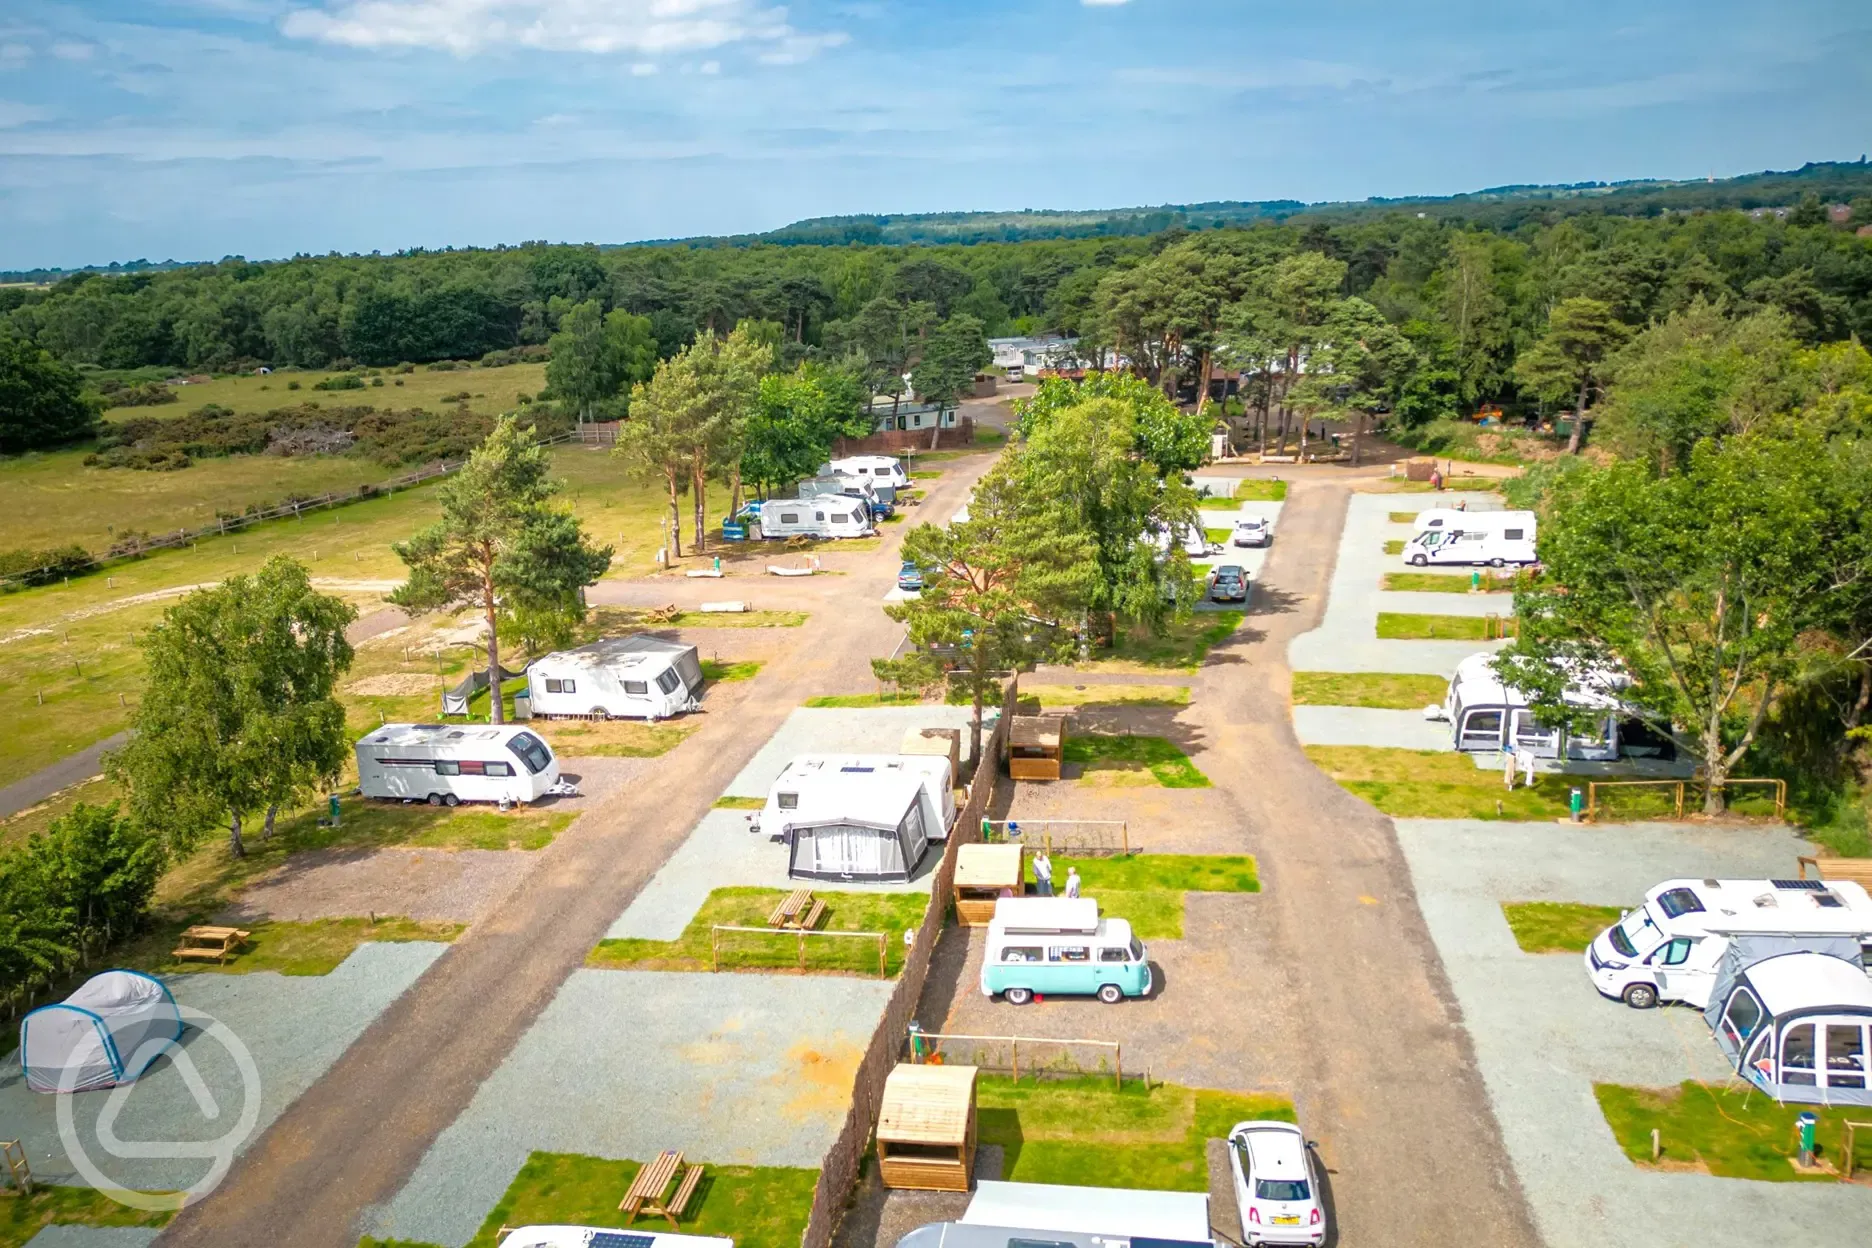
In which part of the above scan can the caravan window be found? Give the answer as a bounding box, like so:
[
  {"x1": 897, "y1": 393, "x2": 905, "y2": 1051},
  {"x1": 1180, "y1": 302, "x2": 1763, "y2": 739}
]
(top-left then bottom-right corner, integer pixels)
[
  {"x1": 1782, "y1": 1024, "x2": 1817, "y2": 1085},
  {"x1": 1503, "y1": 528, "x2": 1525, "y2": 540},
  {"x1": 460, "y1": 760, "x2": 486, "y2": 776},
  {"x1": 1645, "y1": 937, "x2": 1692, "y2": 966},
  {"x1": 544, "y1": 677, "x2": 575, "y2": 694},
  {"x1": 1827, "y1": 1024, "x2": 1867, "y2": 1088},
  {"x1": 507, "y1": 732, "x2": 551, "y2": 775},
  {"x1": 655, "y1": 669, "x2": 681, "y2": 695},
  {"x1": 1099, "y1": 946, "x2": 1129, "y2": 963},
  {"x1": 485, "y1": 760, "x2": 514, "y2": 778},
  {"x1": 1721, "y1": 989, "x2": 1764, "y2": 1048},
  {"x1": 781, "y1": 512, "x2": 800, "y2": 525},
  {"x1": 1460, "y1": 710, "x2": 1503, "y2": 748},
  {"x1": 815, "y1": 511, "x2": 826, "y2": 521},
  {"x1": 435, "y1": 760, "x2": 461, "y2": 776},
  {"x1": 624, "y1": 680, "x2": 648, "y2": 696},
  {"x1": 1656, "y1": 888, "x2": 1705, "y2": 918},
  {"x1": 778, "y1": 792, "x2": 799, "y2": 810}
]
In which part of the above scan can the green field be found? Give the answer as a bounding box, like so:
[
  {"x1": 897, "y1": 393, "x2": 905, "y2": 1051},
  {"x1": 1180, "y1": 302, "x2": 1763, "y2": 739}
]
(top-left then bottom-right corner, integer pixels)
[
  {"x1": 1092, "y1": 611, "x2": 1243, "y2": 671},
  {"x1": 1290, "y1": 671, "x2": 1448, "y2": 709},
  {"x1": 1376, "y1": 612, "x2": 1509, "y2": 640},
  {"x1": 1229, "y1": 479, "x2": 1288, "y2": 502},
  {"x1": 1024, "y1": 683, "x2": 1191, "y2": 709},
  {"x1": 99, "y1": 361, "x2": 548, "y2": 425},
  {"x1": 1053, "y1": 853, "x2": 1259, "y2": 938},
  {"x1": 589, "y1": 887, "x2": 930, "y2": 976},
  {"x1": 1304, "y1": 746, "x2": 1573, "y2": 820},
  {"x1": 0, "y1": 1185, "x2": 174, "y2": 1248},
  {"x1": 1383, "y1": 572, "x2": 1512, "y2": 593},
  {"x1": 1063, "y1": 733, "x2": 1211, "y2": 788},
  {"x1": 1596, "y1": 1082, "x2": 1872, "y2": 1181}
]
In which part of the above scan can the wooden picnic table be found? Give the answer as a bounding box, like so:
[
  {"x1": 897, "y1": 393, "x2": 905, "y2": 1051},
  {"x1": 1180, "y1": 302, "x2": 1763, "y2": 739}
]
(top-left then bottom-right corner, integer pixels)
[
  {"x1": 620, "y1": 1149, "x2": 706, "y2": 1228},
  {"x1": 172, "y1": 925, "x2": 250, "y2": 965},
  {"x1": 768, "y1": 888, "x2": 820, "y2": 930}
]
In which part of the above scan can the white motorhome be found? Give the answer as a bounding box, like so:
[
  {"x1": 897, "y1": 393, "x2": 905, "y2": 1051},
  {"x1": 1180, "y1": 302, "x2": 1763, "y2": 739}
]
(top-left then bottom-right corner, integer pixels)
[
  {"x1": 1402, "y1": 510, "x2": 1537, "y2": 567},
  {"x1": 1430, "y1": 652, "x2": 1631, "y2": 760},
  {"x1": 823, "y1": 455, "x2": 910, "y2": 491},
  {"x1": 1411, "y1": 506, "x2": 1503, "y2": 535},
  {"x1": 356, "y1": 723, "x2": 560, "y2": 806},
  {"x1": 757, "y1": 494, "x2": 875, "y2": 540},
  {"x1": 1150, "y1": 522, "x2": 1213, "y2": 559},
  {"x1": 1585, "y1": 877, "x2": 1872, "y2": 1009},
  {"x1": 526, "y1": 636, "x2": 703, "y2": 721}
]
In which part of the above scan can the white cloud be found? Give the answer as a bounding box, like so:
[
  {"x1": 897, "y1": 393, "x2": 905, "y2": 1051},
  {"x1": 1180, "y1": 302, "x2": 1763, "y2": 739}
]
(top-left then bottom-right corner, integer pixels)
[
  {"x1": 629, "y1": 61, "x2": 657, "y2": 76},
  {"x1": 51, "y1": 41, "x2": 98, "y2": 61},
  {"x1": 282, "y1": 0, "x2": 843, "y2": 61},
  {"x1": 699, "y1": 59, "x2": 719, "y2": 74},
  {"x1": 0, "y1": 100, "x2": 49, "y2": 128}
]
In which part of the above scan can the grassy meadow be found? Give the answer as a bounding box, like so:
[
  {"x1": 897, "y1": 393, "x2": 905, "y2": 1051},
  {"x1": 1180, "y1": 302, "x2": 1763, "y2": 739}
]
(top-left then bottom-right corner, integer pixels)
[{"x1": 99, "y1": 362, "x2": 548, "y2": 424}]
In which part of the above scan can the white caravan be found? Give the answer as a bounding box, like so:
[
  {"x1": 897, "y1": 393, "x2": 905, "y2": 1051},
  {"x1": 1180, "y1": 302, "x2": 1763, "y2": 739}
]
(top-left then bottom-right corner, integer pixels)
[
  {"x1": 757, "y1": 494, "x2": 875, "y2": 540},
  {"x1": 1431, "y1": 652, "x2": 1629, "y2": 760},
  {"x1": 356, "y1": 723, "x2": 560, "y2": 806},
  {"x1": 526, "y1": 635, "x2": 703, "y2": 721},
  {"x1": 1585, "y1": 877, "x2": 1872, "y2": 1009},
  {"x1": 1402, "y1": 510, "x2": 1537, "y2": 567},
  {"x1": 824, "y1": 455, "x2": 910, "y2": 491},
  {"x1": 754, "y1": 753, "x2": 957, "y2": 842},
  {"x1": 801, "y1": 473, "x2": 892, "y2": 513}
]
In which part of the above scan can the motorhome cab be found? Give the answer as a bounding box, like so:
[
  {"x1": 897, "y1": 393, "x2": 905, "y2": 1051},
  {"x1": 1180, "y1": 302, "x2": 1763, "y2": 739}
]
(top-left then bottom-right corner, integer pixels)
[
  {"x1": 355, "y1": 723, "x2": 560, "y2": 806},
  {"x1": 1432, "y1": 652, "x2": 1629, "y2": 760},
  {"x1": 756, "y1": 494, "x2": 876, "y2": 540},
  {"x1": 823, "y1": 455, "x2": 911, "y2": 492},
  {"x1": 1585, "y1": 877, "x2": 1872, "y2": 1009},
  {"x1": 981, "y1": 898, "x2": 1150, "y2": 1005},
  {"x1": 1402, "y1": 509, "x2": 1537, "y2": 567}
]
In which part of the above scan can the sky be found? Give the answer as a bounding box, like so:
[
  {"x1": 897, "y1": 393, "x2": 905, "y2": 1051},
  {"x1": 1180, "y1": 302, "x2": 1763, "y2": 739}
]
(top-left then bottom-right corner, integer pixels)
[{"x1": 0, "y1": 1, "x2": 1867, "y2": 269}]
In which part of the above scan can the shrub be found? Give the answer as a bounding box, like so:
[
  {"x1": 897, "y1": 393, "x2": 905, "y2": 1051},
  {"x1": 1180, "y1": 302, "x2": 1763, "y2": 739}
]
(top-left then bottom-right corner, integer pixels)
[
  {"x1": 425, "y1": 359, "x2": 465, "y2": 371},
  {"x1": 440, "y1": 390, "x2": 473, "y2": 403},
  {"x1": 478, "y1": 344, "x2": 550, "y2": 367},
  {"x1": 313, "y1": 374, "x2": 366, "y2": 391},
  {"x1": 0, "y1": 543, "x2": 99, "y2": 588},
  {"x1": 100, "y1": 381, "x2": 178, "y2": 408},
  {"x1": 287, "y1": 380, "x2": 301, "y2": 390},
  {"x1": 370, "y1": 376, "x2": 385, "y2": 387},
  {"x1": 393, "y1": 362, "x2": 416, "y2": 374},
  {"x1": 394, "y1": 378, "x2": 404, "y2": 386}
]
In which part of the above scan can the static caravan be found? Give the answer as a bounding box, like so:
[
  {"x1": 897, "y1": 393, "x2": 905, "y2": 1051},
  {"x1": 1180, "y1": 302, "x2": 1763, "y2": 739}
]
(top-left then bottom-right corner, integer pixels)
[
  {"x1": 526, "y1": 636, "x2": 704, "y2": 721},
  {"x1": 1402, "y1": 510, "x2": 1537, "y2": 567},
  {"x1": 356, "y1": 723, "x2": 560, "y2": 806},
  {"x1": 824, "y1": 455, "x2": 911, "y2": 491},
  {"x1": 1706, "y1": 951, "x2": 1872, "y2": 1105},
  {"x1": 979, "y1": 897, "x2": 1151, "y2": 1004},
  {"x1": 757, "y1": 494, "x2": 875, "y2": 541},
  {"x1": 757, "y1": 753, "x2": 958, "y2": 883},
  {"x1": 1585, "y1": 876, "x2": 1872, "y2": 1009},
  {"x1": 1431, "y1": 652, "x2": 1630, "y2": 760}
]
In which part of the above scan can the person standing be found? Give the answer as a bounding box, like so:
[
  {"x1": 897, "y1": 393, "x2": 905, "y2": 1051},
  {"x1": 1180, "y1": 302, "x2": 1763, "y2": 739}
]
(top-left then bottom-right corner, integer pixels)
[
  {"x1": 1032, "y1": 850, "x2": 1054, "y2": 897},
  {"x1": 1063, "y1": 867, "x2": 1081, "y2": 899}
]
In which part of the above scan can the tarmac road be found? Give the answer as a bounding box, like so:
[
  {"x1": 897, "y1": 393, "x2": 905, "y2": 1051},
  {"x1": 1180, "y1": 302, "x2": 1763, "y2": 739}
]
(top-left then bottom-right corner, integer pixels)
[{"x1": 155, "y1": 454, "x2": 1000, "y2": 1248}]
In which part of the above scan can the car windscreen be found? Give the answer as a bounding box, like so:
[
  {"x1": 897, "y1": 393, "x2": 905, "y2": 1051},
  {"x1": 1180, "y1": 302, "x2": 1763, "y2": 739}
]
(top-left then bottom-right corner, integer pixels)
[
  {"x1": 1254, "y1": 1178, "x2": 1310, "y2": 1202},
  {"x1": 1617, "y1": 907, "x2": 1666, "y2": 956},
  {"x1": 505, "y1": 732, "x2": 552, "y2": 775},
  {"x1": 1607, "y1": 922, "x2": 1638, "y2": 958}
]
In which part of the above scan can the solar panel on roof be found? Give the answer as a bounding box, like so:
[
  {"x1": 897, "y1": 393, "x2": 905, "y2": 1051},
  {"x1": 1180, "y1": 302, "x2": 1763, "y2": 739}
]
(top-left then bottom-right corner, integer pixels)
[
  {"x1": 1772, "y1": 879, "x2": 1825, "y2": 891},
  {"x1": 589, "y1": 1234, "x2": 657, "y2": 1248}
]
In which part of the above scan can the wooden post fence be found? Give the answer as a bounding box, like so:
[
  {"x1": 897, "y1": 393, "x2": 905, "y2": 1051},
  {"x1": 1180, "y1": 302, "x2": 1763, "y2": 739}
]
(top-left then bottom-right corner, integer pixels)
[
  {"x1": 709, "y1": 925, "x2": 890, "y2": 978},
  {"x1": 1586, "y1": 777, "x2": 1787, "y2": 823},
  {"x1": 906, "y1": 1031, "x2": 1122, "y2": 1090}
]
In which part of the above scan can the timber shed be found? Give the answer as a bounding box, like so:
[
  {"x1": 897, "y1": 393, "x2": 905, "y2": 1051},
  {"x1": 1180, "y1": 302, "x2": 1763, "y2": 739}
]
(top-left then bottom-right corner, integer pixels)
[
  {"x1": 1006, "y1": 715, "x2": 1066, "y2": 781},
  {"x1": 877, "y1": 1063, "x2": 979, "y2": 1192},
  {"x1": 954, "y1": 843, "x2": 1025, "y2": 927}
]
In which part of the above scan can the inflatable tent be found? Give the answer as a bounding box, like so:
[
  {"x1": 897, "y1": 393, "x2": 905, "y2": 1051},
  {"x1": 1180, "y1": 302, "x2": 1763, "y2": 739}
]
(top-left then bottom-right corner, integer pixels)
[
  {"x1": 20, "y1": 970, "x2": 183, "y2": 1093},
  {"x1": 1706, "y1": 949, "x2": 1872, "y2": 1106}
]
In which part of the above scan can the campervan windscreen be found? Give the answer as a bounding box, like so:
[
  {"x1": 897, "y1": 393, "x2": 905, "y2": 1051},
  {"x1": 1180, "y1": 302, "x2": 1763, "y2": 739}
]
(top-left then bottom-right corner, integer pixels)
[
  {"x1": 1612, "y1": 907, "x2": 1666, "y2": 958},
  {"x1": 506, "y1": 732, "x2": 551, "y2": 775}
]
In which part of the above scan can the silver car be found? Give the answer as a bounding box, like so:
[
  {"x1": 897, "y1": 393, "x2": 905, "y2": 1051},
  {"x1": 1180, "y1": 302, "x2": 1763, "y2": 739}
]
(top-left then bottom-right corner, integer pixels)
[{"x1": 1228, "y1": 1120, "x2": 1326, "y2": 1246}]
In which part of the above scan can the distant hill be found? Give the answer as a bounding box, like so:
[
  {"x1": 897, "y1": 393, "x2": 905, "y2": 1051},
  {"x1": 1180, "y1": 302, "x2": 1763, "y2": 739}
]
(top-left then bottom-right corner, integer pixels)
[
  {"x1": 700, "y1": 159, "x2": 1872, "y2": 247},
  {"x1": 10, "y1": 160, "x2": 1870, "y2": 279}
]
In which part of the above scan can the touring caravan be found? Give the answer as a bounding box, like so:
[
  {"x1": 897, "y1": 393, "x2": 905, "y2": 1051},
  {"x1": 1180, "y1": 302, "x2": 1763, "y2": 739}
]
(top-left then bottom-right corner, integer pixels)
[
  {"x1": 525, "y1": 636, "x2": 704, "y2": 721},
  {"x1": 1584, "y1": 876, "x2": 1872, "y2": 1009},
  {"x1": 980, "y1": 898, "x2": 1151, "y2": 1005},
  {"x1": 356, "y1": 723, "x2": 560, "y2": 806},
  {"x1": 824, "y1": 455, "x2": 911, "y2": 491},
  {"x1": 755, "y1": 753, "x2": 957, "y2": 882},
  {"x1": 800, "y1": 474, "x2": 893, "y2": 517},
  {"x1": 1402, "y1": 510, "x2": 1537, "y2": 567},
  {"x1": 757, "y1": 494, "x2": 876, "y2": 540},
  {"x1": 1430, "y1": 652, "x2": 1632, "y2": 760}
]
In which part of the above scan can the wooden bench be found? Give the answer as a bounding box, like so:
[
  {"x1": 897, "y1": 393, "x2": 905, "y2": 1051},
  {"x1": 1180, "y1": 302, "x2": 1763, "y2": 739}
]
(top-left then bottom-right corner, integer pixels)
[
  {"x1": 620, "y1": 1149, "x2": 682, "y2": 1223},
  {"x1": 1799, "y1": 855, "x2": 1872, "y2": 890},
  {"x1": 663, "y1": 1163, "x2": 705, "y2": 1226},
  {"x1": 172, "y1": 926, "x2": 250, "y2": 965},
  {"x1": 768, "y1": 888, "x2": 814, "y2": 929},
  {"x1": 799, "y1": 899, "x2": 827, "y2": 931}
]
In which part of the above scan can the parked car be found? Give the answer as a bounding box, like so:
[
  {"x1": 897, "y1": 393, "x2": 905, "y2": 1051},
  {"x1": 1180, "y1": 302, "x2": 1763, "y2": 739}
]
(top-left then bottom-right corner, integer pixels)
[
  {"x1": 1227, "y1": 1120, "x2": 1326, "y2": 1246},
  {"x1": 1233, "y1": 516, "x2": 1272, "y2": 547},
  {"x1": 1207, "y1": 564, "x2": 1249, "y2": 603},
  {"x1": 897, "y1": 561, "x2": 925, "y2": 592}
]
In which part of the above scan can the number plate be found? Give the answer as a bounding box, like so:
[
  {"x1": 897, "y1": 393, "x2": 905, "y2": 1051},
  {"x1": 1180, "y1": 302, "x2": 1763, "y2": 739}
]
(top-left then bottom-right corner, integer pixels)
[{"x1": 1272, "y1": 1215, "x2": 1300, "y2": 1225}]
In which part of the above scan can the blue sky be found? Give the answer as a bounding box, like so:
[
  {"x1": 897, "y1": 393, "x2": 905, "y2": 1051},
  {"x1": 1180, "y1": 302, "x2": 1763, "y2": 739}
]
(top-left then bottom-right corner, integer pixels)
[{"x1": 0, "y1": 1, "x2": 1867, "y2": 268}]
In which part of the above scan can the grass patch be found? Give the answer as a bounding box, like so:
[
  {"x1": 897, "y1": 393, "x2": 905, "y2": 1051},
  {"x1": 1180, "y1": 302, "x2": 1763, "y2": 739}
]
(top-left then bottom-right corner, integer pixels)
[
  {"x1": 1595, "y1": 1082, "x2": 1872, "y2": 1181},
  {"x1": 1290, "y1": 671, "x2": 1447, "y2": 710},
  {"x1": 0, "y1": 774, "x2": 120, "y2": 852},
  {"x1": 1093, "y1": 612, "x2": 1242, "y2": 672},
  {"x1": 589, "y1": 886, "x2": 929, "y2": 976},
  {"x1": 1229, "y1": 479, "x2": 1288, "y2": 502},
  {"x1": 1203, "y1": 527, "x2": 1231, "y2": 546},
  {"x1": 1376, "y1": 612, "x2": 1505, "y2": 640},
  {"x1": 909, "y1": 470, "x2": 944, "y2": 480},
  {"x1": 0, "y1": 1185, "x2": 176, "y2": 1248},
  {"x1": 712, "y1": 795, "x2": 766, "y2": 809},
  {"x1": 977, "y1": 1076, "x2": 1293, "y2": 1192},
  {"x1": 701, "y1": 659, "x2": 763, "y2": 682},
  {"x1": 1383, "y1": 572, "x2": 1507, "y2": 593},
  {"x1": 1388, "y1": 510, "x2": 1420, "y2": 524},
  {"x1": 1807, "y1": 790, "x2": 1872, "y2": 858},
  {"x1": 1024, "y1": 683, "x2": 1191, "y2": 710},
  {"x1": 128, "y1": 916, "x2": 462, "y2": 978},
  {"x1": 1053, "y1": 854, "x2": 1260, "y2": 939},
  {"x1": 436, "y1": 1151, "x2": 817, "y2": 1248},
  {"x1": 1304, "y1": 745, "x2": 1572, "y2": 820},
  {"x1": 1384, "y1": 539, "x2": 1405, "y2": 556},
  {"x1": 802, "y1": 691, "x2": 928, "y2": 708},
  {"x1": 1063, "y1": 733, "x2": 1210, "y2": 788},
  {"x1": 1502, "y1": 902, "x2": 1625, "y2": 953},
  {"x1": 541, "y1": 718, "x2": 698, "y2": 758}
]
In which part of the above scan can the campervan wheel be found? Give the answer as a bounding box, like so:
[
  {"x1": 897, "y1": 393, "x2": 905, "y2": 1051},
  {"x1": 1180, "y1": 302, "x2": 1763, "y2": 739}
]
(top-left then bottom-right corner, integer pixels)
[{"x1": 1003, "y1": 987, "x2": 1033, "y2": 1005}]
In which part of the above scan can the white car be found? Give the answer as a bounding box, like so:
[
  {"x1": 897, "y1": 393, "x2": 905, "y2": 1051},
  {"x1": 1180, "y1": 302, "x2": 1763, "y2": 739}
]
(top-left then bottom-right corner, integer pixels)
[
  {"x1": 1228, "y1": 1120, "x2": 1326, "y2": 1246},
  {"x1": 1233, "y1": 516, "x2": 1272, "y2": 547}
]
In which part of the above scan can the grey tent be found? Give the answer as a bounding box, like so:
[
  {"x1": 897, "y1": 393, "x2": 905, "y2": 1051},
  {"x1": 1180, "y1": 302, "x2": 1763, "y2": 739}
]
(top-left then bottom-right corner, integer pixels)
[
  {"x1": 786, "y1": 770, "x2": 931, "y2": 883},
  {"x1": 21, "y1": 970, "x2": 183, "y2": 1093},
  {"x1": 1706, "y1": 948, "x2": 1872, "y2": 1106}
]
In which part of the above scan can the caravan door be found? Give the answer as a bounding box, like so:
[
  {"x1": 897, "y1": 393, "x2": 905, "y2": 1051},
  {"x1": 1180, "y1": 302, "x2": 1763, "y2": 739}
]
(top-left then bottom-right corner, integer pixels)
[{"x1": 1458, "y1": 708, "x2": 1506, "y2": 751}]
